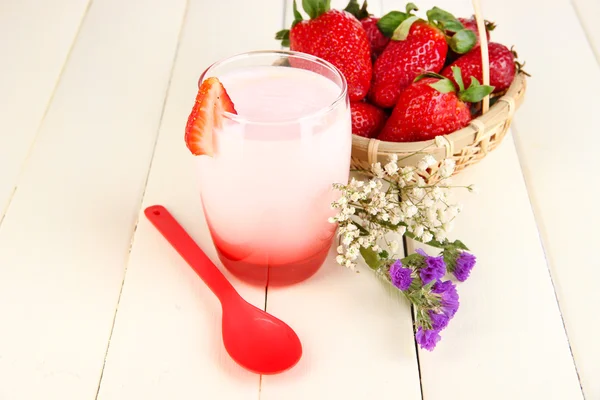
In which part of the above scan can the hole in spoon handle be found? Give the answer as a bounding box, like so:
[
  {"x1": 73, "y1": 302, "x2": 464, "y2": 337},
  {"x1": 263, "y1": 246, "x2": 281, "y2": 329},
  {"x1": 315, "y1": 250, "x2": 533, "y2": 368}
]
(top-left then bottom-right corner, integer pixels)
[{"x1": 144, "y1": 205, "x2": 237, "y2": 301}]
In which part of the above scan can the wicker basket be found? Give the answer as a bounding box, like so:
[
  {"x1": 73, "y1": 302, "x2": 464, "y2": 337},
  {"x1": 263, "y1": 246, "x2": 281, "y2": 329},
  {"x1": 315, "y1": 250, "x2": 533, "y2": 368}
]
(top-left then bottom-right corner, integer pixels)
[{"x1": 350, "y1": 0, "x2": 527, "y2": 181}]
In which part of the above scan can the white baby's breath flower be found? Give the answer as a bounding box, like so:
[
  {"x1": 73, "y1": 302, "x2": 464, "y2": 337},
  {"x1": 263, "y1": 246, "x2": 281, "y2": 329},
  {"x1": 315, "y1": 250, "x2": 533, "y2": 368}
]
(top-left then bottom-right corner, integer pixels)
[
  {"x1": 422, "y1": 232, "x2": 433, "y2": 243},
  {"x1": 397, "y1": 226, "x2": 407, "y2": 236},
  {"x1": 336, "y1": 255, "x2": 345, "y2": 265},
  {"x1": 439, "y1": 159, "x2": 456, "y2": 178},
  {"x1": 405, "y1": 205, "x2": 418, "y2": 218},
  {"x1": 417, "y1": 155, "x2": 436, "y2": 171},
  {"x1": 346, "y1": 246, "x2": 360, "y2": 261},
  {"x1": 411, "y1": 187, "x2": 425, "y2": 198},
  {"x1": 372, "y1": 162, "x2": 384, "y2": 178},
  {"x1": 389, "y1": 154, "x2": 399, "y2": 163},
  {"x1": 345, "y1": 259, "x2": 355, "y2": 269},
  {"x1": 372, "y1": 245, "x2": 381, "y2": 252},
  {"x1": 384, "y1": 160, "x2": 399, "y2": 176},
  {"x1": 391, "y1": 215, "x2": 402, "y2": 225},
  {"x1": 434, "y1": 230, "x2": 447, "y2": 242},
  {"x1": 350, "y1": 192, "x2": 361, "y2": 202},
  {"x1": 337, "y1": 245, "x2": 344, "y2": 254},
  {"x1": 328, "y1": 217, "x2": 336, "y2": 223},
  {"x1": 342, "y1": 235, "x2": 353, "y2": 245},
  {"x1": 389, "y1": 240, "x2": 399, "y2": 253},
  {"x1": 413, "y1": 225, "x2": 425, "y2": 238}
]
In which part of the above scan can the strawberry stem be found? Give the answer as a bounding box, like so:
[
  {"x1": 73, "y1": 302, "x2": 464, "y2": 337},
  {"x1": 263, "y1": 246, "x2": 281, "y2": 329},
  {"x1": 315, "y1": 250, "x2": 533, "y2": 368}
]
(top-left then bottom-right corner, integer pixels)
[
  {"x1": 457, "y1": 75, "x2": 494, "y2": 102},
  {"x1": 377, "y1": 6, "x2": 418, "y2": 39},
  {"x1": 344, "y1": 0, "x2": 370, "y2": 20},
  {"x1": 451, "y1": 66, "x2": 465, "y2": 92},
  {"x1": 426, "y1": 6, "x2": 476, "y2": 54},
  {"x1": 302, "y1": 0, "x2": 331, "y2": 19},
  {"x1": 292, "y1": 0, "x2": 303, "y2": 26},
  {"x1": 415, "y1": 67, "x2": 494, "y2": 103}
]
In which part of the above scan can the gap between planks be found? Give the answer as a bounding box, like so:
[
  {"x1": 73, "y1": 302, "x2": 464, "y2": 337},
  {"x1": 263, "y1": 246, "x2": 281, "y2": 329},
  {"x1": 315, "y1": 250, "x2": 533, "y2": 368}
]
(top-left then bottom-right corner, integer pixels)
[
  {"x1": 569, "y1": 0, "x2": 600, "y2": 67},
  {"x1": 92, "y1": 1, "x2": 191, "y2": 397},
  {"x1": 0, "y1": 0, "x2": 94, "y2": 226}
]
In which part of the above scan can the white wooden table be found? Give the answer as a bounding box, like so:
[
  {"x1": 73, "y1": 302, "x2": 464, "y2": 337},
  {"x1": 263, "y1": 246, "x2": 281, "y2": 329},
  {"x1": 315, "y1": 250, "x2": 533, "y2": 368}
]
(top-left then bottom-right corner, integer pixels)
[{"x1": 1, "y1": 0, "x2": 599, "y2": 398}]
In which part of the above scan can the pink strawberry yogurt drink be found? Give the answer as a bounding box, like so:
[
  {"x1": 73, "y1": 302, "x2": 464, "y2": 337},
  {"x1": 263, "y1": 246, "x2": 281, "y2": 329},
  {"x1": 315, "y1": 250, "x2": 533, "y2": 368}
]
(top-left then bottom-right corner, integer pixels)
[{"x1": 196, "y1": 51, "x2": 351, "y2": 286}]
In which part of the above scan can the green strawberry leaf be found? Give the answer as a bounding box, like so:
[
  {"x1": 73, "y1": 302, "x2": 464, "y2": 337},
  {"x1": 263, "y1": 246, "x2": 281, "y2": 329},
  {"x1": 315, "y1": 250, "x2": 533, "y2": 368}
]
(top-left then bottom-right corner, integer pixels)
[
  {"x1": 302, "y1": 0, "x2": 330, "y2": 19},
  {"x1": 426, "y1": 6, "x2": 461, "y2": 25},
  {"x1": 451, "y1": 66, "x2": 465, "y2": 91},
  {"x1": 360, "y1": 246, "x2": 383, "y2": 270},
  {"x1": 391, "y1": 15, "x2": 419, "y2": 41},
  {"x1": 344, "y1": 0, "x2": 370, "y2": 20},
  {"x1": 292, "y1": 0, "x2": 303, "y2": 26},
  {"x1": 429, "y1": 78, "x2": 457, "y2": 94},
  {"x1": 275, "y1": 29, "x2": 290, "y2": 47},
  {"x1": 458, "y1": 77, "x2": 494, "y2": 102},
  {"x1": 377, "y1": 11, "x2": 408, "y2": 37},
  {"x1": 450, "y1": 28, "x2": 477, "y2": 54},
  {"x1": 442, "y1": 20, "x2": 464, "y2": 33},
  {"x1": 405, "y1": 2, "x2": 418, "y2": 13}
]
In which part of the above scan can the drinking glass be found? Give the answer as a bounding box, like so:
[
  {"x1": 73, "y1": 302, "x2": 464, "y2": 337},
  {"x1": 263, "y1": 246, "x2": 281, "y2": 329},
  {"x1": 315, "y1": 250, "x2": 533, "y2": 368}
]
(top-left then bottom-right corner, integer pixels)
[{"x1": 196, "y1": 50, "x2": 351, "y2": 286}]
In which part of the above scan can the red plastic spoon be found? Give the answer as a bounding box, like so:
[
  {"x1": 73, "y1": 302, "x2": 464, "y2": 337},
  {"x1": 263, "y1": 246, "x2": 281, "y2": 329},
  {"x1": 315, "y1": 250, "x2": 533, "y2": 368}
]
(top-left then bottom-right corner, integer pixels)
[{"x1": 144, "y1": 205, "x2": 302, "y2": 375}]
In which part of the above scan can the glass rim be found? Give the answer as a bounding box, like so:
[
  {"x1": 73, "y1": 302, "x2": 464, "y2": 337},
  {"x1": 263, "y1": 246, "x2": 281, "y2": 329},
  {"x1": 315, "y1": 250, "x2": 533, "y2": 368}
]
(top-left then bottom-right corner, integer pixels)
[{"x1": 198, "y1": 50, "x2": 348, "y2": 126}]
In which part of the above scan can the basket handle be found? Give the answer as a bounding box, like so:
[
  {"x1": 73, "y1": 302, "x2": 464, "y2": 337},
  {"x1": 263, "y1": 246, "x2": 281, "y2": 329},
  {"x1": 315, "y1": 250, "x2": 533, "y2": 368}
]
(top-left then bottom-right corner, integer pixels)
[{"x1": 471, "y1": 0, "x2": 490, "y2": 114}]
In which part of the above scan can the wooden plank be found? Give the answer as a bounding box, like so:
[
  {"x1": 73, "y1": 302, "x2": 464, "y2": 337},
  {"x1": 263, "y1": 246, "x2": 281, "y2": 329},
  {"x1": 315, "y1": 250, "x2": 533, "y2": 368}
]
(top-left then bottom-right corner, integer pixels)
[
  {"x1": 0, "y1": 0, "x2": 186, "y2": 398},
  {"x1": 572, "y1": 0, "x2": 600, "y2": 63},
  {"x1": 94, "y1": 0, "x2": 285, "y2": 399},
  {"x1": 0, "y1": 0, "x2": 89, "y2": 216},
  {"x1": 260, "y1": 1, "x2": 422, "y2": 399},
  {"x1": 378, "y1": 0, "x2": 584, "y2": 398},
  {"x1": 412, "y1": 135, "x2": 583, "y2": 399},
  {"x1": 478, "y1": 0, "x2": 600, "y2": 397}
]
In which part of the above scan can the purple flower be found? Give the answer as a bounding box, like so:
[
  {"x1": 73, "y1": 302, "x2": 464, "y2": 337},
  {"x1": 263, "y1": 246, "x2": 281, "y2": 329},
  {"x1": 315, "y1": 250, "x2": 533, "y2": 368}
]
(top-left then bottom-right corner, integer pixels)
[
  {"x1": 429, "y1": 311, "x2": 450, "y2": 331},
  {"x1": 389, "y1": 260, "x2": 413, "y2": 291},
  {"x1": 416, "y1": 249, "x2": 446, "y2": 284},
  {"x1": 415, "y1": 327, "x2": 441, "y2": 351},
  {"x1": 453, "y1": 252, "x2": 476, "y2": 282},
  {"x1": 433, "y1": 280, "x2": 460, "y2": 318}
]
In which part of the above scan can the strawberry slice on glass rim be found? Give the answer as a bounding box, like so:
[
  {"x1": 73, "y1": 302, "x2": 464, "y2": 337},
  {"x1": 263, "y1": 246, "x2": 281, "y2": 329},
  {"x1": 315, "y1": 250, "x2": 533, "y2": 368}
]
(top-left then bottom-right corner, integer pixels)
[{"x1": 185, "y1": 77, "x2": 237, "y2": 156}]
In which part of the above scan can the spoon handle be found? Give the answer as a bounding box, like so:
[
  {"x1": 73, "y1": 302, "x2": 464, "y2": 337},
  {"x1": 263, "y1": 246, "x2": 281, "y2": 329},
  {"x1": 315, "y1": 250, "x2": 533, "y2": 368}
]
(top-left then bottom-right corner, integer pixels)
[{"x1": 144, "y1": 205, "x2": 238, "y2": 302}]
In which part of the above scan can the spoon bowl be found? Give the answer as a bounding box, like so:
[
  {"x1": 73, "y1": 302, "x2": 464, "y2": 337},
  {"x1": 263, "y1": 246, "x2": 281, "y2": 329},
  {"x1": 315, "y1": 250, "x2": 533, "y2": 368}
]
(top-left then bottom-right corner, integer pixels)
[
  {"x1": 145, "y1": 205, "x2": 302, "y2": 375},
  {"x1": 221, "y1": 297, "x2": 302, "y2": 374}
]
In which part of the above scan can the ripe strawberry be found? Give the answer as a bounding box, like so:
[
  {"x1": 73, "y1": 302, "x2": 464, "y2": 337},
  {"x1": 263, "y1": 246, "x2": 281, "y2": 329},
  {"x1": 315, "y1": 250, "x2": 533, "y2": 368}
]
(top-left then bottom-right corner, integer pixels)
[
  {"x1": 351, "y1": 102, "x2": 387, "y2": 138},
  {"x1": 368, "y1": 6, "x2": 477, "y2": 108},
  {"x1": 276, "y1": 0, "x2": 372, "y2": 101},
  {"x1": 361, "y1": 17, "x2": 390, "y2": 59},
  {"x1": 378, "y1": 68, "x2": 493, "y2": 142},
  {"x1": 343, "y1": 0, "x2": 388, "y2": 59},
  {"x1": 442, "y1": 42, "x2": 516, "y2": 93},
  {"x1": 369, "y1": 20, "x2": 448, "y2": 108},
  {"x1": 185, "y1": 77, "x2": 236, "y2": 156}
]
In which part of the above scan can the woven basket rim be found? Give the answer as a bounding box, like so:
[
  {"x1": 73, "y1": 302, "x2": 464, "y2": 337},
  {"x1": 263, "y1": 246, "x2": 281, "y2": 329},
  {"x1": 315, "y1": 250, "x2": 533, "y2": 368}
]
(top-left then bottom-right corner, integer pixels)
[{"x1": 351, "y1": 72, "x2": 527, "y2": 156}]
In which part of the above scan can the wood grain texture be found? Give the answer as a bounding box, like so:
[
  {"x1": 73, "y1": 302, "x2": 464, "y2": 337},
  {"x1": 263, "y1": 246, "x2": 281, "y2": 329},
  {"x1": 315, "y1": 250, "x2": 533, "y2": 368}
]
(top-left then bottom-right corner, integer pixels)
[
  {"x1": 95, "y1": 0, "x2": 284, "y2": 399},
  {"x1": 260, "y1": 1, "x2": 422, "y2": 399},
  {"x1": 479, "y1": 0, "x2": 600, "y2": 397},
  {"x1": 0, "y1": 0, "x2": 89, "y2": 217},
  {"x1": 0, "y1": 0, "x2": 186, "y2": 398}
]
